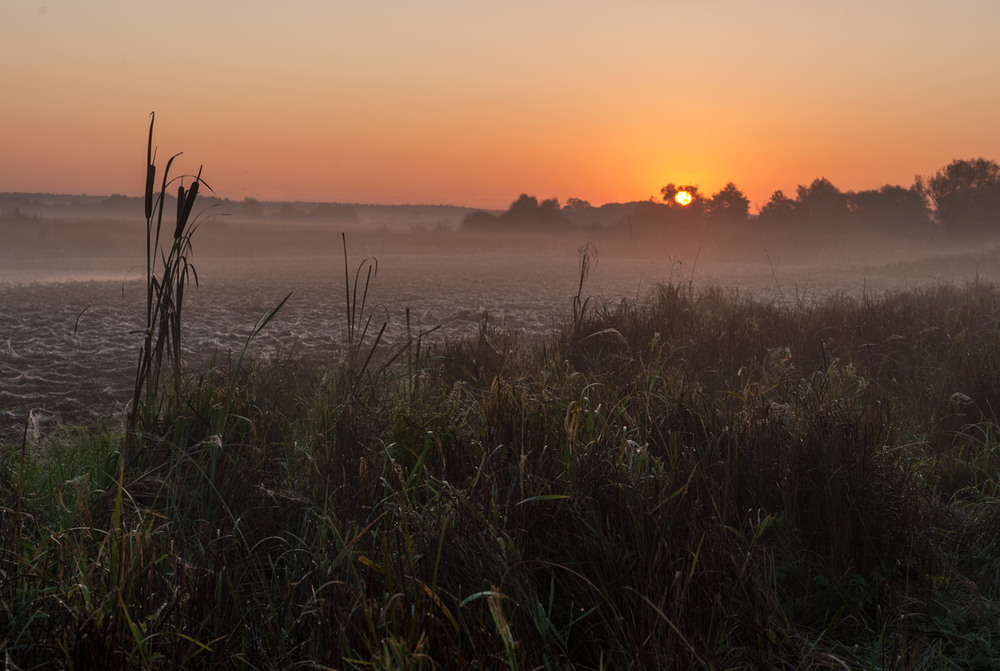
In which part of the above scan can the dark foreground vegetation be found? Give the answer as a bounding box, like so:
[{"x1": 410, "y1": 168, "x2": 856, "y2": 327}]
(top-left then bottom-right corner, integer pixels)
[
  {"x1": 5, "y1": 273, "x2": 1000, "y2": 668},
  {"x1": 5, "y1": 118, "x2": 1000, "y2": 668}
]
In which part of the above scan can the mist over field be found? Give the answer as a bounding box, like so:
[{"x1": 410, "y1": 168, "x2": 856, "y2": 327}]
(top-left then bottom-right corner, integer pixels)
[
  {"x1": 4, "y1": 183, "x2": 1000, "y2": 439},
  {"x1": 3, "y1": 184, "x2": 999, "y2": 286}
]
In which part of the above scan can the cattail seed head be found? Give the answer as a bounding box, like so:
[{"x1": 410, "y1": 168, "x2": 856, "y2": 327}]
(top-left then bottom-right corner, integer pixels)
[
  {"x1": 175, "y1": 180, "x2": 200, "y2": 239},
  {"x1": 145, "y1": 112, "x2": 156, "y2": 220},
  {"x1": 174, "y1": 185, "x2": 187, "y2": 239},
  {"x1": 144, "y1": 164, "x2": 156, "y2": 220}
]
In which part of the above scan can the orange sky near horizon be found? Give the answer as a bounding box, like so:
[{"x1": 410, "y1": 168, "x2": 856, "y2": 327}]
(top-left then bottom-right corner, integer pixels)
[{"x1": 3, "y1": 1, "x2": 1000, "y2": 210}]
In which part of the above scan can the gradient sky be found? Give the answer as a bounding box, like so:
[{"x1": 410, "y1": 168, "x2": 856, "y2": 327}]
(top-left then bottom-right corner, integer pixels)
[{"x1": 3, "y1": 1, "x2": 999, "y2": 209}]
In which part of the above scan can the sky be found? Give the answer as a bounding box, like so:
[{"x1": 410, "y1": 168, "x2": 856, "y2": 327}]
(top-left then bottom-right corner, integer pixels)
[{"x1": 2, "y1": 1, "x2": 1000, "y2": 210}]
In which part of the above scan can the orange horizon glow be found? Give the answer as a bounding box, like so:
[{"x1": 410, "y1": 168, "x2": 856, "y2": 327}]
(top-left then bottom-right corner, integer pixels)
[{"x1": 2, "y1": 3, "x2": 999, "y2": 211}]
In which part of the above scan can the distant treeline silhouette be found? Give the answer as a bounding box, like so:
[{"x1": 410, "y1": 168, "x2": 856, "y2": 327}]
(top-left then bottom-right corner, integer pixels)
[
  {"x1": 4, "y1": 157, "x2": 999, "y2": 238},
  {"x1": 460, "y1": 157, "x2": 1000, "y2": 238},
  {"x1": 0, "y1": 193, "x2": 492, "y2": 232}
]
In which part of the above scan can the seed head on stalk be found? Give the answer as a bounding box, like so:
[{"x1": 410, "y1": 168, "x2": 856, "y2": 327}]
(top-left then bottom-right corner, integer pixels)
[
  {"x1": 144, "y1": 113, "x2": 156, "y2": 221},
  {"x1": 174, "y1": 166, "x2": 202, "y2": 240}
]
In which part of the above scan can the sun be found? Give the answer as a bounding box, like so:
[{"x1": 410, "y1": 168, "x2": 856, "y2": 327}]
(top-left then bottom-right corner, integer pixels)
[{"x1": 674, "y1": 190, "x2": 693, "y2": 206}]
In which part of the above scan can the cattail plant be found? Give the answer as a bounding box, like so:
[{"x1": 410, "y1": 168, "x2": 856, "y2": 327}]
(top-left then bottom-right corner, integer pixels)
[{"x1": 126, "y1": 113, "x2": 209, "y2": 450}]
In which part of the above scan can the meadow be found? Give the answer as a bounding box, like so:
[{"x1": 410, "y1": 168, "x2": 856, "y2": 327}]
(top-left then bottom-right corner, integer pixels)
[{"x1": 3, "y1": 219, "x2": 1000, "y2": 668}]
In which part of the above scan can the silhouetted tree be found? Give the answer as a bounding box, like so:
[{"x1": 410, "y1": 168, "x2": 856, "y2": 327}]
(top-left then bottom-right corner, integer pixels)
[
  {"x1": 848, "y1": 183, "x2": 930, "y2": 234},
  {"x1": 659, "y1": 183, "x2": 707, "y2": 218},
  {"x1": 506, "y1": 193, "x2": 540, "y2": 220},
  {"x1": 538, "y1": 197, "x2": 561, "y2": 219},
  {"x1": 757, "y1": 190, "x2": 799, "y2": 226},
  {"x1": 796, "y1": 178, "x2": 849, "y2": 227},
  {"x1": 925, "y1": 158, "x2": 1000, "y2": 234},
  {"x1": 563, "y1": 197, "x2": 592, "y2": 214},
  {"x1": 706, "y1": 182, "x2": 750, "y2": 222},
  {"x1": 660, "y1": 183, "x2": 681, "y2": 202},
  {"x1": 562, "y1": 197, "x2": 598, "y2": 226}
]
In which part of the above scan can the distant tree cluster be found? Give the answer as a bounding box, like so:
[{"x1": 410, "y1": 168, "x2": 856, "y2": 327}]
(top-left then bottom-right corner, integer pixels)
[
  {"x1": 458, "y1": 157, "x2": 1000, "y2": 240},
  {"x1": 656, "y1": 182, "x2": 752, "y2": 222},
  {"x1": 756, "y1": 177, "x2": 931, "y2": 235},
  {"x1": 461, "y1": 194, "x2": 572, "y2": 232},
  {"x1": 707, "y1": 183, "x2": 751, "y2": 222},
  {"x1": 754, "y1": 158, "x2": 1000, "y2": 236},
  {"x1": 559, "y1": 198, "x2": 648, "y2": 229},
  {"x1": 610, "y1": 157, "x2": 1000, "y2": 238}
]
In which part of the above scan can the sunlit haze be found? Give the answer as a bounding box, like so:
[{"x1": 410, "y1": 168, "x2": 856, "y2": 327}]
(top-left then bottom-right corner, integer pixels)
[{"x1": 3, "y1": 1, "x2": 999, "y2": 209}]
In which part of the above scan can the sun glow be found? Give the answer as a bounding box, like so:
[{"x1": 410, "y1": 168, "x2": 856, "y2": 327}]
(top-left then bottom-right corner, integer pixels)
[{"x1": 675, "y1": 190, "x2": 693, "y2": 206}]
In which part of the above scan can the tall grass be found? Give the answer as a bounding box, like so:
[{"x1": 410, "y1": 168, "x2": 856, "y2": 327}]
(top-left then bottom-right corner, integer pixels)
[{"x1": 8, "y1": 276, "x2": 1000, "y2": 668}]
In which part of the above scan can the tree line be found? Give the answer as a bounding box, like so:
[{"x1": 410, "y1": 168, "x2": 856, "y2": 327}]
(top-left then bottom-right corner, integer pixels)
[{"x1": 462, "y1": 158, "x2": 1000, "y2": 238}]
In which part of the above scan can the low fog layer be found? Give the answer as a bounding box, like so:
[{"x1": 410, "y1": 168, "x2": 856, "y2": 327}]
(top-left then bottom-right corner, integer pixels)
[
  {"x1": 4, "y1": 177, "x2": 1000, "y2": 441},
  {"x1": 3, "y1": 175, "x2": 1000, "y2": 291}
]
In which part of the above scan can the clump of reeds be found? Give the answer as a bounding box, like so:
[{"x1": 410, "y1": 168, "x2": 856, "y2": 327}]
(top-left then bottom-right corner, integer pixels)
[{"x1": 126, "y1": 113, "x2": 210, "y2": 450}]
